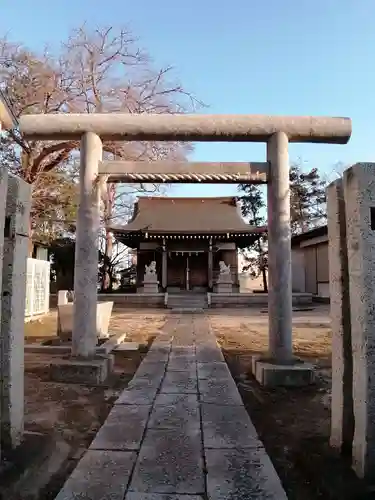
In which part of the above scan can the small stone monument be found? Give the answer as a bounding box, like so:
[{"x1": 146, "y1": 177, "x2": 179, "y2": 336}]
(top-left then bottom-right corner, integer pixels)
[
  {"x1": 57, "y1": 290, "x2": 113, "y2": 341},
  {"x1": 217, "y1": 260, "x2": 233, "y2": 293},
  {"x1": 143, "y1": 260, "x2": 159, "y2": 293}
]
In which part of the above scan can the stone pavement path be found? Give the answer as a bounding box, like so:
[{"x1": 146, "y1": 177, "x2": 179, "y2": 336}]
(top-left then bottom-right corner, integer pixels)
[{"x1": 55, "y1": 314, "x2": 287, "y2": 499}]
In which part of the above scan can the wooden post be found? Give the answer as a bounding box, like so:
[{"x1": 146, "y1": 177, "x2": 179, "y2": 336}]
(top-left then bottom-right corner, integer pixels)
[
  {"x1": 208, "y1": 237, "x2": 213, "y2": 291},
  {"x1": 162, "y1": 238, "x2": 167, "y2": 291}
]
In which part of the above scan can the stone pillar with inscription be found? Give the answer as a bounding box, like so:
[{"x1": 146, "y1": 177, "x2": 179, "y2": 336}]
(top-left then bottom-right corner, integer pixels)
[
  {"x1": 1, "y1": 173, "x2": 31, "y2": 450},
  {"x1": 342, "y1": 162, "x2": 375, "y2": 480},
  {"x1": 327, "y1": 178, "x2": 354, "y2": 455}
]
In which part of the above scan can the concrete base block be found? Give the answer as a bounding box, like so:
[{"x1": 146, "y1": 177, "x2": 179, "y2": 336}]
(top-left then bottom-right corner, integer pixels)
[
  {"x1": 251, "y1": 355, "x2": 315, "y2": 387},
  {"x1": 49, "y1": 355, "x2": 114, "y2": 385}
]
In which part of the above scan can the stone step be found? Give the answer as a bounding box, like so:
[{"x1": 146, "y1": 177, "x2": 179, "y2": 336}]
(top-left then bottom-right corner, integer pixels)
[
  {"x1": 168, "y1": 306, "x2": 207, "y2": 311},
  {"x1": 168, "y1": 303, "x2": 207, "y2": 309},
  {"x1": 170, "y1": 307, "x2": 204, "y2": 313},
  {"x1": 167, "y1": 293, "x2": 208, "y2": 311},
  {"x1": 168, "y1": 301, "x2": 207, "y2": 306}
]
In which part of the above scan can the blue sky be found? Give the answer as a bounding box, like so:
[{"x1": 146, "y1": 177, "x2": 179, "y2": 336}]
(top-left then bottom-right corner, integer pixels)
[{"x1": 1, "y1": 0, "x2": 373, "y2": 197}]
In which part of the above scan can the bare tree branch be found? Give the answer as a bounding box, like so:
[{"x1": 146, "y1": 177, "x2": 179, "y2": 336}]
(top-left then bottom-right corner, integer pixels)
[{"x1": 0, "y1": 26, "x2": 204, "y2": 262}]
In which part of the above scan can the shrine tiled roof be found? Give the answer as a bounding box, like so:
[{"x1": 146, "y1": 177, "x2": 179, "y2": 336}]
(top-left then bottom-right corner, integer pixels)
[{"x1": 110, "y1": 196, "x2": 266, "y2": 235}]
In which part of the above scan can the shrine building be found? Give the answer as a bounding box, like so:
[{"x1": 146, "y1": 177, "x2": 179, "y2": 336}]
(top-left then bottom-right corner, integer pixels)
[{"x1": 112, "y1": 196, "x2": 266, "y2": 293}]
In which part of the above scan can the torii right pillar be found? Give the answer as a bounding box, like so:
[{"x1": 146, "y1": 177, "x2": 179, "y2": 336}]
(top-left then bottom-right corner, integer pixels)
[{"x1": 251, "y1": 132, "x2": 315, "y2": 387}]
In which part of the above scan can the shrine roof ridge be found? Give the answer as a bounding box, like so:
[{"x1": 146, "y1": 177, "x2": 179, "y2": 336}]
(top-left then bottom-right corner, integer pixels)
[
  {"x1": 135, "y1": 196, "x2": 238, "y2": 202},
  {"x1": 110, "y1": 196, "x2": 263, "y2": 235}
]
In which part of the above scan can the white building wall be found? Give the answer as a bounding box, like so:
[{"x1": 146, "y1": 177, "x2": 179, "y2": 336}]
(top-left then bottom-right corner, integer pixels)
[{"x1": 292, "y1": 248, "x2": 305, "y2": 292}]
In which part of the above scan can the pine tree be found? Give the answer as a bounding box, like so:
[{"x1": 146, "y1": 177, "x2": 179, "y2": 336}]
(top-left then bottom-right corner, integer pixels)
[
  {"x1": 290, "y1": 162, "x2": 327, "y2": 235},
  {"x1": 238, "y1": 162, "x2": 327, "y2": 291},
  {"x1": 238, "y1": 185, "x2": 268, "y2": 291}
]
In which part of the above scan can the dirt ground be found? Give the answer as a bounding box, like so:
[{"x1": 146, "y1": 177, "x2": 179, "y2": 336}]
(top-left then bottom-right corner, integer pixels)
[
  {"x1": 209, "y1": 312, "x2": 371, "y2": 500},
  {"x1": 5, "y1": 307, "x2": 373, "y2": 499},
  {"x1": 19, "y1": 310, "x2": 166, "y2": 499}
]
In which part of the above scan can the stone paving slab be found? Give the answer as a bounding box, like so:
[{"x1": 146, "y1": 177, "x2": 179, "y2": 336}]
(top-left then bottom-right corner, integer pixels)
[
  {"x1": 167, "y1": 358, "x2": 197, "y2": 372},
  {"x1": 129, "y1": 362, "x2": 166, "y2": 383},
  {"x1": 148, "y1": 342, "x2": 172, "y2": 351},
  {"x1": 53, "y1": 314, "x2": 287, "y2": 500},
  {"x1": 129, "y1": 427, "x2": 205, "y2": 495},
  {"x1": 142, "y1": 351, "x2": 170, "y2": 363},
  {"x1": 201, "y1": 404, "x2": 261, "y2": 449},
  {"x1": 169, "y1": 346, "x2": 195, "y2": 356},
  {"x1": 126, "y1": 495, "x2": 203, "y2": 500},
  {"x1": 197, "y1": 361, "x2": 232, "y2": 380},
  {"x1": 54, "y1": 450, "x2": 137, "y2": 500},
  {"x1": 199, "y1": 378, "x2": 243, "y2": 406},
  {"x1": 196, "y1": 345, "x2": 225, "y2": 363},
  {"x1": 148, "y1": 401, "x2": 200, "y2": 430},
  {"x1": 154, "y1": 393, "x2": 199, "y2": 406},
  {"x1": 161, "y1": 371, "x2": 198, "y2": 394},
  {"x1": 115, "y1": 387, "x2": 158, "y2": 405},
  {"x1": 90, "y1": 405, "x2": 151, "y2": 451},
  {"x1": 205, "y1": 448, "x2": 288, "y2": 499}
]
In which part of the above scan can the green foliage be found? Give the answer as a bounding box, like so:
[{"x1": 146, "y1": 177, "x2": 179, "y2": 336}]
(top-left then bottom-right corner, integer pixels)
[
  {"x1": 238, "y1": 162, "x2": 328, "y2": 290},
  {"x1": 290, "y1": 163, "x2": 327, "y2": 234},
  {"x1": 240, "y1": 184, "x2": 266, "y2": 227},
  {"x1": 238, "y1": 185, "x2": 268, "y2": 290}
]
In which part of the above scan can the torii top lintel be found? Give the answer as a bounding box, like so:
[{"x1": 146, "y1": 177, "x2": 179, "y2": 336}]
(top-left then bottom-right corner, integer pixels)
[{"x1": 19, "y1": 113, "x2": 352, "y2": 144}]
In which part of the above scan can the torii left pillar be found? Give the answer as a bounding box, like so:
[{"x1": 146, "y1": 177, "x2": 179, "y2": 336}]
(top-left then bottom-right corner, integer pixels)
[
  {"x1": 72, "y1": 132, "x2": 102, "y2": 358},
  {"x1": 50, "y1": 132, "x2": 113, "y2": 384}
]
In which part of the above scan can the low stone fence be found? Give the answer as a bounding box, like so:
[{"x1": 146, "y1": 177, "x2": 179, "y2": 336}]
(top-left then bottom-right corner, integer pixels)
[
  {"x1": 50, "y1": 293, "x2": 165, "y2": 309},
  {"x1": 50, "y1": 292, "x2": 312, "y2": 309},
  {"x1": 210, "y1": 292, "x2": 313, "y2": 308}
]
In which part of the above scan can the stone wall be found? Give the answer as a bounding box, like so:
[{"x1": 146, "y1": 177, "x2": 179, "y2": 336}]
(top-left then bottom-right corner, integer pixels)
[
  {"x1": 210, "y1": 292, "x2": 313, "y2": 308},
  {"x1": 50, "y1": 292, "x2": 312, "y2": 310}
]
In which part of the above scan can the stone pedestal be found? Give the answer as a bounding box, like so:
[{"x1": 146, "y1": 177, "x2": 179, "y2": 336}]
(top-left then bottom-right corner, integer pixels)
[
  {"x1": 251, "y1": 355, "x2": 314, "y2": 387},
  {"x1": 216, "y1": 279, "x2": 233, "y2": 294},
  {"x1": 50, "y1": 355, "x2": 114, "y2": 385},
  {"x1": 142, "y1": 275, "x2": 159, "y2": 294}
]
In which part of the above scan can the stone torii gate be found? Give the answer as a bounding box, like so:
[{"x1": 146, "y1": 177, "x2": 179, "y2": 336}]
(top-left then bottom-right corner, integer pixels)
[{"x1": 19, "y1": 113, "x2": 351, "y2": 385}]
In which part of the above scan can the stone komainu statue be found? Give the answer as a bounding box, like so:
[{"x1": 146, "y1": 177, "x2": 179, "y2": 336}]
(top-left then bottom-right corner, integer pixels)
[
  {"x1": 219, "y1": 260, "x2": 231, "y2": 275},
  {"x1": 145, "y1": 261, "x2": 157, "y2": 275}
]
